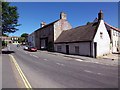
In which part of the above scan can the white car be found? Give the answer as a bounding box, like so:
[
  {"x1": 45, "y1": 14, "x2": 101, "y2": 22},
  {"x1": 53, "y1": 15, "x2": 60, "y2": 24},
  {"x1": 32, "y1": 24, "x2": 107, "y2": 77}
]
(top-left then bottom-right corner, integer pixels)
[{"x1": 23, "y1": 46, "x2": 29, "y2": 50}]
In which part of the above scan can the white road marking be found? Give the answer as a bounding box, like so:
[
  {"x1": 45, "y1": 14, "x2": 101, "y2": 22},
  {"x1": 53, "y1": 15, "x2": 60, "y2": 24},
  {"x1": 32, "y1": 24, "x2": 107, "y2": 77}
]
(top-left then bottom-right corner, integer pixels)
[
  {"x1": 30, "y1": 54, "x2": 33, "y2": 56},
  {"x1": 75, "y1": 59, "x2": 83, "y2": 62},
  {"x1": 97, "y1": 73, "x2": 102, "y2": 75},
  {"x1": 32, "y1": 55, "x2": 39, "y2": 58},
  {"x1": 24, "y1": 52, "x2": 28, "y2": 54},
  {"x1": 94, "y1": 62, "x2": 99, "y2": 64},
  {"x1": 56, "y1": 63, "x2": 64, "y2": 66},
  {"x1": 44, "y1": 59, "x2": 48, "y2": 61},
  {"x1": 84, "y1": 70, "x2": 93, "y2": 73}
]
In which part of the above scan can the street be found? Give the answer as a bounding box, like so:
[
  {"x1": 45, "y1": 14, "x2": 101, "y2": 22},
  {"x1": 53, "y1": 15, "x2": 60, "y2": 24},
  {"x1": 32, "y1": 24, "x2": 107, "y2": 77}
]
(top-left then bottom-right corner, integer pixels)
[{"x1": 2, "y1": 44, "x2": 118, "y2": 88}]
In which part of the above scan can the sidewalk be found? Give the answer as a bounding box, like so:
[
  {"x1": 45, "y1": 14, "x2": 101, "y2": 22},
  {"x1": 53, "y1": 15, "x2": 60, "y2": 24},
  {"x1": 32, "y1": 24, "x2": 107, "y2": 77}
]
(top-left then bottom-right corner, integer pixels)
[{"x1": 38, "y1": 50, "x2": 118, "y2": 66}]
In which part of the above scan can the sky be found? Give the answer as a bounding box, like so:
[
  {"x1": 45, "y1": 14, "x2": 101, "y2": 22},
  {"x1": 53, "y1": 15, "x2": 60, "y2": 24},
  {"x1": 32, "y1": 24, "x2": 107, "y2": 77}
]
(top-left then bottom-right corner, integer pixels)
[{"x1": 9, "y1": 2, "x2": 118, "y2": 36}]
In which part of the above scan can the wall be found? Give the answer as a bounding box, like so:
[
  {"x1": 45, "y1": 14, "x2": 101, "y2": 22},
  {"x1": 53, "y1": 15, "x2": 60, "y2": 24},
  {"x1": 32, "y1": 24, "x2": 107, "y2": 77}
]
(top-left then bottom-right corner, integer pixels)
[
  {"x1": 28, "y1": 32, "x2": 35, "y2": 47},
  {"x1": 54, "y1": 19, "x2": 72, "y2": 41},
  {"x1": 54, "y1": 42, "x2": 91, "y2": 56},
  {"x1": 111, "y1": 29, "x2": 120, "y2": 53},
  {"x1": 94, "y1": 20, "x2": 110, "y2": 57}
]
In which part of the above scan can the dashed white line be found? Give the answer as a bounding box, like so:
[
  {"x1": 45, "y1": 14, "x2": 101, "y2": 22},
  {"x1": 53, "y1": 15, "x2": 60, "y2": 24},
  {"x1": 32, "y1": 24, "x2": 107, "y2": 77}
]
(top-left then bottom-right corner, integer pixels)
[
  {"x1": 84, "y1": 70, "x2": 93, "y2": 73},
  {"x1": 44, "y1": 59, "x2": 48, "y2": 61},
  {"x1": 75, "y1": 59, "x2": 83, "y2": 62},
  {"x1": 32, "y1": 55, "x2": 39, "y2": 58},
  {"x1": 84, "y1": 70, "x2": 103, "y2": 75},
  {"x1": 30, "y1": 54, "x2": 33, "y2": 56},
  {"x1": 56, "y1": 63, "x2": 64, "y2": 66},
  {"x1": 97, "y1": 73, "x2": 102, "y2": 75}
]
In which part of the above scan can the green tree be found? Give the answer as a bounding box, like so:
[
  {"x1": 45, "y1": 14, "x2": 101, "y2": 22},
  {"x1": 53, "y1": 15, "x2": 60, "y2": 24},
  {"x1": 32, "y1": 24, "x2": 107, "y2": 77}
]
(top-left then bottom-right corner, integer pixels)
[
  {"x1": 19, "y1": 33, "x2": 29, "y2": 44},
  {"x1": 21, "y1": 33, "x2": 29, "y2": 38},
  {"x1": 2, "y1": 2, "x2": 20, "y2": 35},
  {"x1": 18, "y1": 37, "x2": 25, "y2": 44}
]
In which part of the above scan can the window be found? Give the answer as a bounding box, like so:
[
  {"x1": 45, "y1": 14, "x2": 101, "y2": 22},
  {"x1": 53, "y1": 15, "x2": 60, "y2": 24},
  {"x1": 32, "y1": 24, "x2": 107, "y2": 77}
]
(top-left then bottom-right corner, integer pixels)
[
  {"x1": 119, "y1": 33, "x2": 120, "y2": 37},
  {"x1": 113, "y1": 30, "x2": 115, "y2": 36},
  {"x1": 116, "y1": 31, "x2": 118, "y2": 36},
  {"x1": 57, "y1": 45, "x2": 62, "y2": 52},
  {"x1": 75, "y1": 46, "x2": 79, "y2": 54},
  {"x1": 100, "y1": 32, "x2": 103, "y2": 39}
]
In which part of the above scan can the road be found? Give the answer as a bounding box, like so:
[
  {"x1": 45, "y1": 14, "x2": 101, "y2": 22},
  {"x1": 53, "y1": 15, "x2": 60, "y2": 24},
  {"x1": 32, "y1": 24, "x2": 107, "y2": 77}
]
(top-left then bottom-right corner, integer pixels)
[{"x1": 2, "y1": 44, "x2": 118, "y2": 88}]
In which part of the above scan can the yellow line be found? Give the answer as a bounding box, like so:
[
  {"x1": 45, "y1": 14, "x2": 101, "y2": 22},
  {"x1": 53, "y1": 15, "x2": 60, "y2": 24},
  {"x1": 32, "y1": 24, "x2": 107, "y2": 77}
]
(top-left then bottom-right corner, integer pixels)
[{"x1": 9, "y1": 54, "x2": 32, "y2": 89}]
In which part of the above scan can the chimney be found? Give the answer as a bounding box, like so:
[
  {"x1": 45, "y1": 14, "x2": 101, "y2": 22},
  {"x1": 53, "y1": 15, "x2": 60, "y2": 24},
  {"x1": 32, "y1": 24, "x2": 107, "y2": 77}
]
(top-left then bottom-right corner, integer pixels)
[
  {"x1": 41, "y1": 22, "x2": 46, "y2": 27},
  {"x1": 98, "y1": 10, "x2": 103, "y2": 21},
  {"x1": 93, "y1": 17, "x2": 98, "y2": 22},
  {"x1": 60, "y1": 12, "x2": 67, "y2": 20}
]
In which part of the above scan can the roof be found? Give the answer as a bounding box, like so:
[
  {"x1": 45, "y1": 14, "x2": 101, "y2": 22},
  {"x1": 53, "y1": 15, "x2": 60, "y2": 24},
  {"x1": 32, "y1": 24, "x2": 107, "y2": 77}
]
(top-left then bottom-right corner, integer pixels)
[
  {"x1": 55, "y1": 22, "x2": 99, "y2": 43},
  {"x1": 105, "y1": 22, "x2": 120, "y2": 32},
  {"x1": 35, "y1": 19, "x2": 60, "y2": 32}
]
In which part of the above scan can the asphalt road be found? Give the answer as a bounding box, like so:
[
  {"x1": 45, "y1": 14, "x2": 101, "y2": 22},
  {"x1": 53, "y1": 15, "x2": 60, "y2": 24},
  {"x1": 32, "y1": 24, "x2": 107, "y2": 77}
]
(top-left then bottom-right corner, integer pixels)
[{"x1": 3, "y1": 44, "x2": 118, "y2": 88}]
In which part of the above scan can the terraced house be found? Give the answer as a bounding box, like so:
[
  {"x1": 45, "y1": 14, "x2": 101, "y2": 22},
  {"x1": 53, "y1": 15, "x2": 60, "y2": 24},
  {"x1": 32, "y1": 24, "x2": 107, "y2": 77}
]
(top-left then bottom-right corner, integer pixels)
[{"x1": 28, "y1": 10, "x2": 120, "y2": 58}]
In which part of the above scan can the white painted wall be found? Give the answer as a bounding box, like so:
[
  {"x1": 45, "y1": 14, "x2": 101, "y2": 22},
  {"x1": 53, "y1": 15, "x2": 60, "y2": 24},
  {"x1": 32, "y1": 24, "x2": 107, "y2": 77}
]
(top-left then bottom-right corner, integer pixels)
[
  {"x1": 54, "y1": 42, "x2": 91, "y2": 56},
  {"x1": 111, "y1": 29, "x2": 120, "y2": 53},
  {"x1": 94, "y1": 20, "x2": 110, "y2": 57}
]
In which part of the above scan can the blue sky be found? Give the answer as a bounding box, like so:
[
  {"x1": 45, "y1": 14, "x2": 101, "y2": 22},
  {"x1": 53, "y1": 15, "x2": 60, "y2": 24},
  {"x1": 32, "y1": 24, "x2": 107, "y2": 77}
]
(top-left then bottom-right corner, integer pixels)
[{"x1": 9, "y1": 2, "x2": 118, "y2": 36}]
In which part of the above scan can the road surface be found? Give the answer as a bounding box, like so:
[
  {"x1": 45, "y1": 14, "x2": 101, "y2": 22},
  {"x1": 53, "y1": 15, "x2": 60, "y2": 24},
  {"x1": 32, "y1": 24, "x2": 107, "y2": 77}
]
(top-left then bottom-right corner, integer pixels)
[{"x1": 2, "y1": 44, "x2": 118, "y2": 88}]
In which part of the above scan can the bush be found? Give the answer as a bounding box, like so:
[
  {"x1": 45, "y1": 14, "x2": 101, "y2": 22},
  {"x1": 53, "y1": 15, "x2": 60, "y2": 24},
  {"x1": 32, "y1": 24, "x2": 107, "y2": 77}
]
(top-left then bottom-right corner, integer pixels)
[{"x1": 2, "y1": 41, "x2": 7, "y2": 46}]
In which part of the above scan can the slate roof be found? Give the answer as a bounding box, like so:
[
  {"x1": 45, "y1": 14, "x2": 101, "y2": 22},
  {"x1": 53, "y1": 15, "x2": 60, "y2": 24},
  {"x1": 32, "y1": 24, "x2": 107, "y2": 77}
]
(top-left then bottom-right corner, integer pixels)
[
  {"x1": 35, "y1": 19, "x2": 60, "y2": 32},
  {"x1": 55, "y1": 22, "x2": 99, "y2": 43}
]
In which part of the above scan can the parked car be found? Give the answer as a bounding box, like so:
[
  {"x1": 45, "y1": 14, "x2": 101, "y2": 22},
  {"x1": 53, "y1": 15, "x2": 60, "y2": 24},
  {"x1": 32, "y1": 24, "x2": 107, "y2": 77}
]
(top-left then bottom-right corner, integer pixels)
[
  {"x1": 23, "y1": 46, "x2": 29, "y2": 50},
  {"x1": 28, "y1": 46, "x2": 37, "y2": 52}
]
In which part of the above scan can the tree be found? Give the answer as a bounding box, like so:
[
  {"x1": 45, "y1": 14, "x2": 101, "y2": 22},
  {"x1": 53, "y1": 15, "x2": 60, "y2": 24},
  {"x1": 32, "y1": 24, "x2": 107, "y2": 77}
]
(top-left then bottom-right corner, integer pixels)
[
  {"x1": 20, "y1": 33, "x2": 29, "y2": 44},
  {"x1": 2, "y1": 2, "x2": 20, "y2": 35},
  {"x1": 18, "y1": 37, "x2": 25, "y2": 44},
  {"x1": 86, "y1": 22, "x2": 91, "y2": 25},
  {"x1": 21, "y1": 33, "x2": 29, "y2": 37}
]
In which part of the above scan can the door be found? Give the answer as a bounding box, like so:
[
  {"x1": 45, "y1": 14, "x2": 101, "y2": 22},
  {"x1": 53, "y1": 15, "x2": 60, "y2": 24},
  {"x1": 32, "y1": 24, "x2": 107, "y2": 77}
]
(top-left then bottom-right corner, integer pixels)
[
  {"x1": 94, "y1": 42, "x2": 97, "y2": 58},
  {"x1": 66, "y1": 45, "x2": 69, "y2": 54}
]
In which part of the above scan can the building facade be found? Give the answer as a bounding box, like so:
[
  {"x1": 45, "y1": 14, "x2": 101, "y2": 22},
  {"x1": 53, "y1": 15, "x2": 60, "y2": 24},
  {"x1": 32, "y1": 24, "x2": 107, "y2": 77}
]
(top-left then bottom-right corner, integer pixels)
[
  {"x1": 33, "y1": 12, "x2": 72, "y2": 51},
  {"x1": 28, "y1": 32, "x2": 35, "y2": 47},
  {"x1": 54, "y1": 11, "x2": 112, "y2": 58},
  {"x1": 105, "y1": 22, "x2": 120, "y2": 53},
  {"x1": 11, "y1": 36, "x2": 19, "y2": 44}
]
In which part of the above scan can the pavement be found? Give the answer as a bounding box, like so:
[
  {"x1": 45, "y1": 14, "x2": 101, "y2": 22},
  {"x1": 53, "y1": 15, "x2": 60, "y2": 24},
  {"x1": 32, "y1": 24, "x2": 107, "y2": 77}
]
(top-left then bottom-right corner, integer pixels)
[
  {"x1": 2, "y1": 51, "x2": 18, "y2": 88},
  {"x1": 8, "y1": 44, "x2": 119, "y2": 88}
]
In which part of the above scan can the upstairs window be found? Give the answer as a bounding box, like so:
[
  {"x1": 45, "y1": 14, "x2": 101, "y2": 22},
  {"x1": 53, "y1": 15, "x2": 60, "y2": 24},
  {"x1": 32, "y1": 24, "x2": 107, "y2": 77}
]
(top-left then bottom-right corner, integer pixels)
[{"x1": 100, "y1": 32, "x2": 103, "y2": 39}]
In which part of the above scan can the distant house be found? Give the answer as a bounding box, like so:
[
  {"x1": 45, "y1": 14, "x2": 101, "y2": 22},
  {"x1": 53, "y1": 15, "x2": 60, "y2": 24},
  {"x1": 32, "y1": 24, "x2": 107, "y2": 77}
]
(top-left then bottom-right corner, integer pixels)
[
  {"x1": 1, "y1": 36, "x2": 12, "y2": 44},
  {"x1": 55, "y1": 10, "x2": 111, "y2": 58},
  {"x1": 11, "y1": 36, "x2": 19, "y2": 44},
  {"x1": 105, "y1": 22, "x2": 120, "y2": 53},
  {"x1": 31, "y1": 12, "x2": 72, "y2": 51},
  {"x1": 1, "y1": 36, "x2": 19, "y2": 44}
]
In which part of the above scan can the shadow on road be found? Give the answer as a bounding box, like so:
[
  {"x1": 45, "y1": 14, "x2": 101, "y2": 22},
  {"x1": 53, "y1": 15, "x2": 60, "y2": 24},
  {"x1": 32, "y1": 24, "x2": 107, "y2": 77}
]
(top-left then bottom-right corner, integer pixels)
[{"x1": 2, "y1": 51, "x2": 15, "y2": 54}]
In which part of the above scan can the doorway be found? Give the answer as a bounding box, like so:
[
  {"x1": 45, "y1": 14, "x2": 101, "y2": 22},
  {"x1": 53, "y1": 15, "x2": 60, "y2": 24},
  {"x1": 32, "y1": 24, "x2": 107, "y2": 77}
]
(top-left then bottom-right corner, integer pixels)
[
  {"x1": 94, "y1": 42, "x2": 97, "y2": 58},
  {"x1": 66, "y1": 45, "x2": 69, "y2": 54}
]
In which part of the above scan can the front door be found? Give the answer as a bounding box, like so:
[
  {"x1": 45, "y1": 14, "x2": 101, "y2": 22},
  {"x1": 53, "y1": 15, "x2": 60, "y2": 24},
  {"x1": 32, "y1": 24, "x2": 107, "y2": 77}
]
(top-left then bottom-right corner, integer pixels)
[
  {"x1": 66, "y1": 45, "x2": 69, "y2": 54},
  {"x1": 94, "y1": 42, "x2": 97, "y2": 58}
]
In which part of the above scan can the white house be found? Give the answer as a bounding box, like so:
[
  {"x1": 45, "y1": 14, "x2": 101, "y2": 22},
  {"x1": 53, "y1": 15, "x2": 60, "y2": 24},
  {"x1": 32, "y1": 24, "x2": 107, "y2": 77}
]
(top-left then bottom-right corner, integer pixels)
[
  {"x1": 54, "y1": 10, "x2": 111, "y2": 58},
  {"x1": 105, "y1": 22, "x2": 120, "y2": 53}
]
